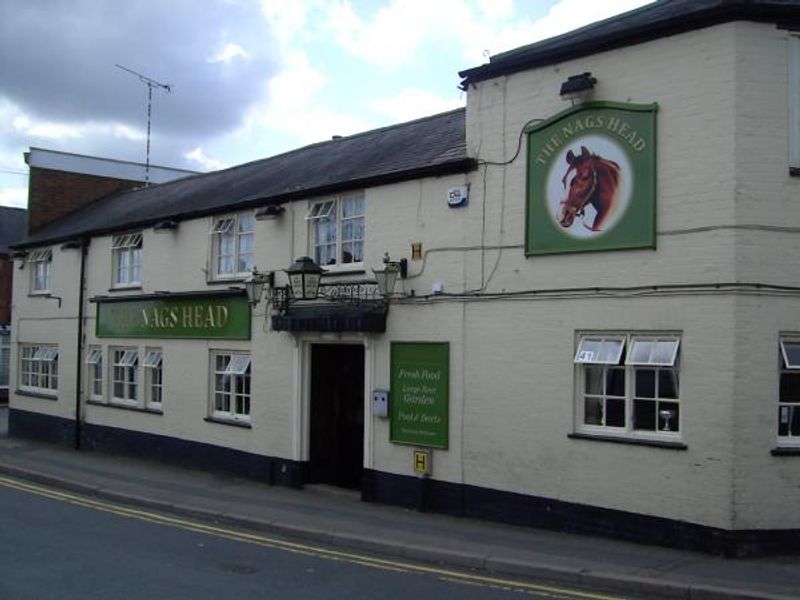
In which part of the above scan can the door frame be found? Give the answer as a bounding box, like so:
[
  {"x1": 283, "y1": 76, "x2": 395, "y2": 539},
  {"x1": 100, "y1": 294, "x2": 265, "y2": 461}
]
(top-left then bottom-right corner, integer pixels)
[{"x1": 291, "y1": 333, "x2": 374, "y2": 472}]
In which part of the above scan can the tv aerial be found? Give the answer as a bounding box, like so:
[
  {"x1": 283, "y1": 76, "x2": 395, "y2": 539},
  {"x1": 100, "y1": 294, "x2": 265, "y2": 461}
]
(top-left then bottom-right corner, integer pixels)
[{"x1": 115, "y1": 64, "x2": 171, "y2": 186}]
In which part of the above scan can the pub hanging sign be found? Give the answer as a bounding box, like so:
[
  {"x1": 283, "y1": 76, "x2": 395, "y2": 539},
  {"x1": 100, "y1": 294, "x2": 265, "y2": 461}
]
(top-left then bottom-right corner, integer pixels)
[
  {"x1": 95, "y1": 292, "x2": 250, "y2": 340},
  {"x1": 526, "y1": 101, "x2": 658, "y2": 256}
]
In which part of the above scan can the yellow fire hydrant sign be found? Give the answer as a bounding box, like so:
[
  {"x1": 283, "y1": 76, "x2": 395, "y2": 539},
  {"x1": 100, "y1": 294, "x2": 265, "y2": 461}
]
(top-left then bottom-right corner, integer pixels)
[{"x1": 413, "y1": 448, "x2": 431, "y2": 476}]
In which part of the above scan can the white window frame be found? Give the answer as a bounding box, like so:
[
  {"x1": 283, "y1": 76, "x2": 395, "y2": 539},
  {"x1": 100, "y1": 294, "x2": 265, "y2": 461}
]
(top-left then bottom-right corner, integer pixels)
[
  {"x1": 210, "y1": 211, "x2": 255, "y2": 279},
  {"x1": 778, "y1": 337, "x2": 800, "y2": 445},
  {"x1": 306, "y1": 192, "x2": 365, "y2": 270},
  {"x1": 210, "y1": 351, "x2": 251, "y2": 423},
  {"x1": 19, "y1": 344, "x2": 58, "y2": 395},
  {"x1": 28, "y1": 248, "x2": 52, "y2": 294},
  {"x1": 143, "y1": 348, "x2": 163, "y2": 409},
  {"x1": 111, "y1": 347, "x2": 139, "y2": 405},
  {"x1": 85, "y1": 346, "x2": 104, "y2": 401},
  {"x1": 574, "y1": 333, "x2": 681, "y2": 440},
  {"x1": 789, "y1": 33, "x2": 799, "y2": 171},
  {"x1": 0, "y1": 331, "x2": 11, "y2": 390},
  {"x1": 112, "y1": 233, "x2": 142, "y2": 288}
]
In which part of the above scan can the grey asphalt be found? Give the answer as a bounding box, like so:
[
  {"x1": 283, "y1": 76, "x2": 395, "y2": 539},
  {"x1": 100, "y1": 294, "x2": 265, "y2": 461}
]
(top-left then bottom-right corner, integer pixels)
[
  {"x1": 0, "y1": 483, "x2": 562, "y2": 600},
  {"x1": 0, "y1": 406, "x2": 798, "y2": 600}
]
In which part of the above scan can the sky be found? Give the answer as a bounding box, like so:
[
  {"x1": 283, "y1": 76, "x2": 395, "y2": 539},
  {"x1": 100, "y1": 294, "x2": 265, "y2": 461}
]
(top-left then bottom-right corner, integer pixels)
[{"x1": 0, "y1": 0, "x2": 651, "y2": 209}]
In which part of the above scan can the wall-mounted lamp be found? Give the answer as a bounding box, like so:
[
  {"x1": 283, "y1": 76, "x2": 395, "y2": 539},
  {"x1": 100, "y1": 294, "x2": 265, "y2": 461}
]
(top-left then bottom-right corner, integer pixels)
[
  {"x1": 244, "y1": 268, "x2": 270, "y2": 306},
  {"x1": 153, "y1": 220, "x2": 179, "y2": 232},
  {"x1": 255, "y1": 205, "x2": 285, "y2": 220},
  {"x1": 60, "y1": 239, "x2": 84, "y2": 250},
  {"x1": 372, "y1": 252, "x2": 408, "y2": 298},
  {"x1": 559, "y1": 72, "x2": 597, "y2": 103},
  {"x1": 285, "y1": 256, "x2": 323, "y2": 300},
  {"x1": 13, "y1": 251, "x2": 27, "y2": 269}
]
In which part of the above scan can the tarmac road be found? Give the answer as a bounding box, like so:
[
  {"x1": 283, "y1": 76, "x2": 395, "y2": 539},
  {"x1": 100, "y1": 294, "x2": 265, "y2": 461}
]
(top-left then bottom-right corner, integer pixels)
[{"x1": 0, "y1": 475, "x2": 635, "y2": 600}]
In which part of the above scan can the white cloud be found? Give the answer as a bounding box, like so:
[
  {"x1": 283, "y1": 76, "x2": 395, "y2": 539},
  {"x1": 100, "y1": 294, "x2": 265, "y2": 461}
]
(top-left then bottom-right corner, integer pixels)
[
  {"x1": 0, "y1": 187, "x2": 27, "y2": 208},
  {"x1": 244, "y1": 49, "x2": 369, "y2": 145},
  {"x1": 320, "y1": 0, "x2": 652, "y2": 68},
  {"x1": 112, "y1": 124, "x2": 145, "y2": 142},
  {"x1": 459, "y1": 0, "x2": 653, "y2": 63},
  {"x1": 186, "y1": 147, "x2": 227, "y2": 170},
  {"x1": 323, "y1": 0, "x2": 464, "y2": 69},
  {"x1": 207, "y1": 42, "x2": 251, "y2": 64},
  {"x1": 260, "y1": 0, "x2": 318, "y2": 48},
  {"x1": 11, "y1": 109, "x2": 82, "y2": 141},
  {"x1": 371, "y1": 88, "x2": 463, "y2": 122}
]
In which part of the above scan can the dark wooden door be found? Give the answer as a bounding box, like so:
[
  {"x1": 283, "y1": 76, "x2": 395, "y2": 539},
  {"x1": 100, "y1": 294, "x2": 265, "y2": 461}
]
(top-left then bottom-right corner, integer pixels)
[{"x1": 309, "y1": 344, "x2": 364, "y2": 488}]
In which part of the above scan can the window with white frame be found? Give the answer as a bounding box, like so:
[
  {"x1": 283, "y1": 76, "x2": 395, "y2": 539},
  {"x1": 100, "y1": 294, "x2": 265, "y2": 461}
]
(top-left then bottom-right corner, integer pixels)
[
  {"x1": 306, "y1": 192, "x2": 364, "y2": 267},
  {"x1": 790, "y1": 33, "x2": 799, "y2": 172},
  {"x1": 28, "y1": 248, "x2": 52, "y2": 293},
  {"x1": 0, "y1": 332, "x2": 10, "y2": 389},
  {"x1": 112, "y1": 233, "x2": 142, "y2": 287},
  {"x1": 575, "y1": 334, "x2": 681, "y2": 438},
  {"x1": 778, "y1": 339, "x2": 800, "y2": 443},
  {"x1": 19, "y1": 344, "x2": 58, "y2": 394},
  {"x1": 143, "y1": 348, "x2": 163, "y2": 409},
  {"x1": 210, "y1": 211, "x2": 254, "y2": 278},
  {"x1": 85, "y1": 346, "x2": 103, "y2": 400},
  {"x1": 211, "y1": 351, "x2": 251, "y2": 422},
  {"x1": 111, "y1": 347, "x2": 138, "y2": 404}
]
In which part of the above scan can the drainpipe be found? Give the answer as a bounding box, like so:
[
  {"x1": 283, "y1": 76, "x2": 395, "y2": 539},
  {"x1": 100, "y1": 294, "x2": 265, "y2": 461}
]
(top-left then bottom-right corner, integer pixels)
[{"x1": 74, "y1": 239, "x2": 88, "y2": 450}]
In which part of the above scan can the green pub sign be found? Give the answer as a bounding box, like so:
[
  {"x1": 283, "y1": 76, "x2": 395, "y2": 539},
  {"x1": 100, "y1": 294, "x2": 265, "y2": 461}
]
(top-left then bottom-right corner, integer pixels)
[
  {"x1": 96, "y1": 293, "x2": 250, "y2": 340},
  {"x1": 390, "y1": 342, "x2": 449, "y2": 449},
  {"x1": 526, "y1": 101, "x2": 658, "y2": 255}
]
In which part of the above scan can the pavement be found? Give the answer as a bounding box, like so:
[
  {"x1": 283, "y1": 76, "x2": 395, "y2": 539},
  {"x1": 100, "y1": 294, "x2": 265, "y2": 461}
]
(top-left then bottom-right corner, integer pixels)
[{"x1": 0, "y1": 406, "x2": 798, "y2": 600}]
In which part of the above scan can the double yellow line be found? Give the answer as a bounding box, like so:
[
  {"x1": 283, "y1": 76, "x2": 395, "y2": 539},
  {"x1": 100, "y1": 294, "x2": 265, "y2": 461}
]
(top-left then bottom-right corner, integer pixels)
[{"x1": 0, "y1": 475, "x2": 626, "y2": 600}]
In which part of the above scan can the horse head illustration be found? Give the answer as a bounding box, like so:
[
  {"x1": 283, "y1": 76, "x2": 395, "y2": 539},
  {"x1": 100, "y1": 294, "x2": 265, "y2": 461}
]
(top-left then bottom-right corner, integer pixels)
[{"x1": 559, "y1": 146, "x2": 621, "y2": 231}]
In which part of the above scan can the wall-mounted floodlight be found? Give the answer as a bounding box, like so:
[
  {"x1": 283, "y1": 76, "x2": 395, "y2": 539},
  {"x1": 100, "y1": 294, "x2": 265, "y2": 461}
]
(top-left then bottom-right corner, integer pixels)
[{"x1": 560, "y1": 72, "x2": 597, "y2": 103}]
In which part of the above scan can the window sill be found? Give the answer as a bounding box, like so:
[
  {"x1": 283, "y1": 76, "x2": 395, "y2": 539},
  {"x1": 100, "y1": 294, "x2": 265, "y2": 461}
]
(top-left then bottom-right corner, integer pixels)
[
  {"x1": 568, "y1": 432, "x2": 687, "y2": 450},
  {"x1": 15, "y1": 389, "x2": 58, "y2": 401},
  {"x1": 87, "y1": 399, "x2": 163, "y2": 415},
  {"x1": 206, "y1": 276, "x2": 247, "y2": 285},
  {"x1": 108, "y1": 285, "x2": 142, "y2": 292},
  {"x1": 28, "y1": 291, "x2": 52, "y2": 297},
  {"x1": 204, "y1": 416, "x2": 251, "y2": 429},
  {"x1": 771, "y1": 446, "x2": 800, "y2": 456}
]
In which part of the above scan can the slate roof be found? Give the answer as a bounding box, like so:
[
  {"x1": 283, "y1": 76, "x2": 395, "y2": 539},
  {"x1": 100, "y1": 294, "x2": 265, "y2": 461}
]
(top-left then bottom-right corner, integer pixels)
[
  {"x1": 459, "y1": 0, "x2": 800, "y2": 88},
  {"x1": 14, "y1": 108, "x2": 473, "y2": 249},
  {"x1": 0, "y1": 206, "x2": 27, "y2": 256}
]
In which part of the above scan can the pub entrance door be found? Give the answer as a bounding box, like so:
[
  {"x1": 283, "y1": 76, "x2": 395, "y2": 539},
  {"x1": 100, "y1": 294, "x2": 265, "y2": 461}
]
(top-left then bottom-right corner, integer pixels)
[{"x1": 308, "y1": 344, "x2": 365, "y2": 489}]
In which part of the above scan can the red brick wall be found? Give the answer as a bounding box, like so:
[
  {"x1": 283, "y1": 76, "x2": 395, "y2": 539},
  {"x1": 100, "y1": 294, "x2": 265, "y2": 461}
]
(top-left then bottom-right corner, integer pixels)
[
  {"x1": 0, "y1": 257, "x2": 11, "y2": 325},
  {"x1": 27, "y1": 167, "x2": 142, "y2": 234}
]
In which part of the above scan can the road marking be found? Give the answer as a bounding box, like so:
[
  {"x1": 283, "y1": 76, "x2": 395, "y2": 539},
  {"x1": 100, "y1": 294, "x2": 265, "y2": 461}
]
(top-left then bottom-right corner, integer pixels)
[{"x1": 0, "y1": 475, "x2": 628, "y2": 600}]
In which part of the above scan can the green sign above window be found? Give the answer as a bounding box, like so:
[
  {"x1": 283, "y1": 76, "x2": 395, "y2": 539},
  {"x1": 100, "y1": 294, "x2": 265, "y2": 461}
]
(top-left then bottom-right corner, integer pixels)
[
  {"x1": 390, "y1": 342, "x2": 449, "y2": 449},
  {"x1": 526, "y1": 101, "x2": 658, "y2": 255},
  {"x1": 95, "y1": 293, "x2": 250, "y2": 340}
]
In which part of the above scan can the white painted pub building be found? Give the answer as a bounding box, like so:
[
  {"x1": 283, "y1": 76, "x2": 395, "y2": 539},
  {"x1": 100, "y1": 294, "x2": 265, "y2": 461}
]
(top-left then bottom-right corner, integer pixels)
[{"x1": 8, "y1": 1, "x2": 800, "y2": 555}]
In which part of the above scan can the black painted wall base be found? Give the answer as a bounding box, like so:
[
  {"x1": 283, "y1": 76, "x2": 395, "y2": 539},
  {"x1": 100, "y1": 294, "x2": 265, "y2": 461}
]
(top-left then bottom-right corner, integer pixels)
[
  {"x1": 9, "y1": 409, "x2": 799, "y2": 557},
  {"x1": 8, "y1": 408, "x2": 306, "y2": 488},
  {"x1": 362, "y1": 469, "x2": 800, "y2": 558},
  {"x1": 9, "y1": 407, "x2": 74, "y2": 446}
]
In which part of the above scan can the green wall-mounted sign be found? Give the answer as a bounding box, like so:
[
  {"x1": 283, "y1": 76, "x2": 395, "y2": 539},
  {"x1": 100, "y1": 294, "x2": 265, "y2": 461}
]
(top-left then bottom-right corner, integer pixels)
[
  {"x1": 95, "y1": 293, "x2": 250, "y2": 340},
  {"x1": 526, "y1": 101, "x2": 658, "y2": 255},
  {"x1": 390, "y1": 342, "x2": 449, "y2": 449}
]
